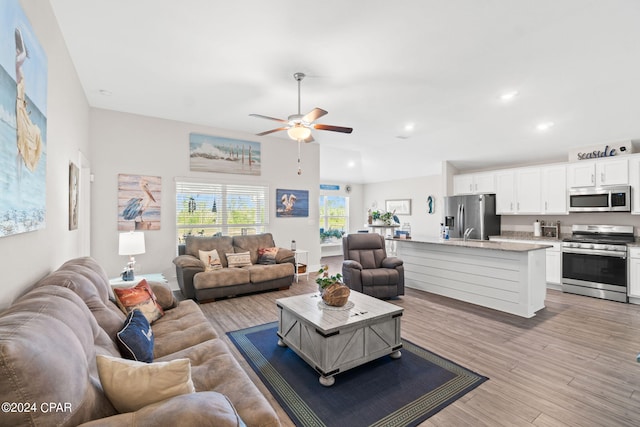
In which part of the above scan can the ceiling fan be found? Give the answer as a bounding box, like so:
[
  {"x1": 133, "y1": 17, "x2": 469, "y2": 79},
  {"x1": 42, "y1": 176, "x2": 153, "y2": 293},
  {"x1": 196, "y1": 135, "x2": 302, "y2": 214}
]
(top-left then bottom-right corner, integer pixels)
[{"x1": 250, "y1": 72, "x2": 353, "y2": 143}]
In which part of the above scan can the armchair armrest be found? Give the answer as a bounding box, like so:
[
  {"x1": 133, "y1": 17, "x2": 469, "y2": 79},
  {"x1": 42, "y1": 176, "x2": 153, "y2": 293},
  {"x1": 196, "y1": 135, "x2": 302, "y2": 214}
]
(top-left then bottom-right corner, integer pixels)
[
  {"x1": 342, "y1": 259, "x2": 363, "y2": 270},
  {"x1": 382, "y1": 257, "x2": 403, "y2": 269},
  {"x1": 78, "y1": 392, "x2": 245, "y2": 427}
]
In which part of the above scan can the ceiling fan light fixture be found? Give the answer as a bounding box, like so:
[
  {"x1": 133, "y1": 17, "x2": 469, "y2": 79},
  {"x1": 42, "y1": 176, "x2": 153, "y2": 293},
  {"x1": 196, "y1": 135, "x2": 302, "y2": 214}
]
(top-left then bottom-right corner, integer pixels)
[{"x1": 287, "y1": 124, "x2": 311, "y2": 141}]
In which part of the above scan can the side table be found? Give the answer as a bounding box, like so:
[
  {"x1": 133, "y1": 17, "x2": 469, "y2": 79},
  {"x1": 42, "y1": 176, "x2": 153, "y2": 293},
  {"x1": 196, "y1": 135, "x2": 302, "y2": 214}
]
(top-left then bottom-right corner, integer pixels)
[
  {"x1": 293, "y1": 250, "x2": 309, "y2": 283},
  {"x1": 109, "y1": 273, "x2": 167, "y2": 287}
]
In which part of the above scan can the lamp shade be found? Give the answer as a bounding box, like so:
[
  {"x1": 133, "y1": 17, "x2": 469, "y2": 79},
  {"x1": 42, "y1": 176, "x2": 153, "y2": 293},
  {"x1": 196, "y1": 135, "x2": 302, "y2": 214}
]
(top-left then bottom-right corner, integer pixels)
[
  {"x1": 287, "y1": 124, "x2": 311, "y2": 141},
  {"x1": 119, "y1": 232, "x2": 145, "y2": 256}
]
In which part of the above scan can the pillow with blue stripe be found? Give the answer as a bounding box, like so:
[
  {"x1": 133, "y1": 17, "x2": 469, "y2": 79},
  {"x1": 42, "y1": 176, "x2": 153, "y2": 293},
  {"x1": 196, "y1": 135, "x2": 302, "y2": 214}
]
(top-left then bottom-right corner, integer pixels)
[{"x1": 117, "y1": 309, "x2": 154, "y2": 362}]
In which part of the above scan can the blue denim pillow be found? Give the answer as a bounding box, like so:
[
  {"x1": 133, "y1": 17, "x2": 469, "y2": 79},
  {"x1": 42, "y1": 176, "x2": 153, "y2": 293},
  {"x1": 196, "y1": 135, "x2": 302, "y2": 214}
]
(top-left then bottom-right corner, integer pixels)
[{"x1": 116, "y1": 309, "x2": 154, "y2": 362}]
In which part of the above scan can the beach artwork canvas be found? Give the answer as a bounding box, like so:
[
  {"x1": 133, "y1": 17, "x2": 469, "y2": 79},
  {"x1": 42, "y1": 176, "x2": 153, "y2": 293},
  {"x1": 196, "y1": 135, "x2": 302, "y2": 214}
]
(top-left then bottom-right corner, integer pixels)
[
  {"x1": 118, "y1": 174, "x2": 161, "y2": 231},
  {"x1": 0, "y1": 0, "x2": 48, "y2": 238},
  {"x1": 190, "y1": 133, "x2": 261, "y2": 175},
  {"x1": 276, "y1": 189, "x2": 309, "y2": 218}
]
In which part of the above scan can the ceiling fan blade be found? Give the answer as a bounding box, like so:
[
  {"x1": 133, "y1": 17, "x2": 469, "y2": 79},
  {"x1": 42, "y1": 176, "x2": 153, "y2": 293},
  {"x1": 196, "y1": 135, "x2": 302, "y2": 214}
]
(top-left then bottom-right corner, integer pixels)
[
  {"x1": 256, "y1": 127, "x2": 288, "y2": 136},
  {"x1": 302, "y1": 108, "x2": 328, "y2": 123},
  {"x1": 313, "y1": 123, "x2": 353, "y2": 134},
  {"x1": 249, "y1": 113, "x2": 288, "y2": 123}
]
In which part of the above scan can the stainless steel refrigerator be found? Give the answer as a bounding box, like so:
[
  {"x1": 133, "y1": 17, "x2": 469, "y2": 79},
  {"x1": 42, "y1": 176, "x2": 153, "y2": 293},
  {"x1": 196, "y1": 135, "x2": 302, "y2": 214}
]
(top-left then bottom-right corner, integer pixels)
[{"x1": 443, "y1": 194, "x2": 501, "y2": 240}]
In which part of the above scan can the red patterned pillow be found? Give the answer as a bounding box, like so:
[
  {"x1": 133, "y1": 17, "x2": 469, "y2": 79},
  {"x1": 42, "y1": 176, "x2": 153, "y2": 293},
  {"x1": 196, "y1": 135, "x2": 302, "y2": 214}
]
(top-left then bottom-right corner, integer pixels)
[
  {"x1": 113, "y1": 279, "x2": 164, "y2": 324},
  {"x1": 257, "y1": 247, "x2": 279, "y2": 265}
]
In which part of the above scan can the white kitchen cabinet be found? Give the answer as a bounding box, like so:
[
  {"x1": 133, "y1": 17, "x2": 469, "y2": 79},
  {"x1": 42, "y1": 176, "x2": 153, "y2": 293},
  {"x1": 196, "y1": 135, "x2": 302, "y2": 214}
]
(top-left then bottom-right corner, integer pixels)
[
  {"x1": 453, "y1": 172, "x2": 495, "y2": 195},
  {"x1": 540, "y1": 165, "x2": 568, "y2": 214},
  {"x1": 630, "y1": 157, "x2": 640, "y2": 214},
  {"x1": 489, "y1": 237, "x2": 561, "y2": 286},
  {"x1": 495, "y1": 168, "x2": 541, "y2": 214},
  {"x1": 629, "y1": 247, "x2": 640, "y2": 300},
  {"x1": 567, "y1": 158, "x2": 628, "y2": 187}
]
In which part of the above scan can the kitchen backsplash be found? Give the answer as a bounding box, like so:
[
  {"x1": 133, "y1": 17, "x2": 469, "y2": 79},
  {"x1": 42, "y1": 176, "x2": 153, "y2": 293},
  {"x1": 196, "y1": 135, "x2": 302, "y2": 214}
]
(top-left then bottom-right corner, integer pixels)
[{"x1": 500, "y1": 212, "x2": 640, "y2": 236}]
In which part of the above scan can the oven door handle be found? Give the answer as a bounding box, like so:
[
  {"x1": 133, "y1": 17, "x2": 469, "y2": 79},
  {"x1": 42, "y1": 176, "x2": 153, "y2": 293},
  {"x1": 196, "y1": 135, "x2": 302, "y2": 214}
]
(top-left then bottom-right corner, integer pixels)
[{"x1": 562, "y1": 247, "x2": 627, "y2": 258}]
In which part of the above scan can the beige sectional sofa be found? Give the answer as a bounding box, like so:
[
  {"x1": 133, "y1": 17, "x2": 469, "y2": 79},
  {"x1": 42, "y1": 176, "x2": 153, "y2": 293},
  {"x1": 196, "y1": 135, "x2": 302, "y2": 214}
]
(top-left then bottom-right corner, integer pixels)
[
  {"x1": 173, "y1": 233, "x2": 295, "y2": 302},
  {"x1": 0, "y1": 257, "x2": 280, "y2": 427}
]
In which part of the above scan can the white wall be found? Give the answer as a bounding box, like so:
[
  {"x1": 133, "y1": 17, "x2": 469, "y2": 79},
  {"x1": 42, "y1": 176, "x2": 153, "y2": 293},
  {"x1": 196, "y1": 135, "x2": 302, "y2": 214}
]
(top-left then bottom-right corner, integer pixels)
[
  {"x1": 89, "y1": 109, "x2": 321, "y2": 288},
  {"x1": 0, "y1": 0, "x2": 90, "y2": 309},
  {"x1": 363, "y1": 174, "x2": 443, "y2": 239}
]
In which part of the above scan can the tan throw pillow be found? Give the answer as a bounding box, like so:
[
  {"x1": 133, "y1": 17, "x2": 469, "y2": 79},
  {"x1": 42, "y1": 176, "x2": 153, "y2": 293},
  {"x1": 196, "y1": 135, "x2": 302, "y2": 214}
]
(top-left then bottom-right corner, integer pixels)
[
  {"x1": 96, "y1": 354, "x2": 195, "y2": 413},
  {"x1": 199, "y1": 249, "x2": 223, "y2": 271},
  {"x1": 226, "y1": 251, "x2": 252, "y2": 268},
  {"x1": 113, "y1": 279, "x2": 164, "y2": 324}
]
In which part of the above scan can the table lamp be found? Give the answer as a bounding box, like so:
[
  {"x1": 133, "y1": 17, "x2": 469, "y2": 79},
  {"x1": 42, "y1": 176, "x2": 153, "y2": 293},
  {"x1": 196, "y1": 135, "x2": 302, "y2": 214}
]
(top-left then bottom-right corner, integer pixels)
[{"x1": 118, "y1": 231, "x2": 145, "y2": 281}]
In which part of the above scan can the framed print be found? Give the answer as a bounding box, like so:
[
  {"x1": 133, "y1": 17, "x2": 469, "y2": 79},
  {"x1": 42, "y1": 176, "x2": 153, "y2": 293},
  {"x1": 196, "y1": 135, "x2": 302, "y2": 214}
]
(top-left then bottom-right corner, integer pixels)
[
  {"x1": 276, "y1": 189, "x2": 309, "y2": 217},
  {"x1": 118, "y1": 174, "x2": 161, "y2": 231},
  {"x1": 385, "y1": 199, "x2": 411, "y2": 215},
  {"x1": 190, "y1": 133, "x2": 261, "y2": 175},
  {"x1": 69, "y1": 162, "x2": 79, "y2": 230},
  {"x1": 0, "y1": 0, "x2": 48, "y2": 238}
]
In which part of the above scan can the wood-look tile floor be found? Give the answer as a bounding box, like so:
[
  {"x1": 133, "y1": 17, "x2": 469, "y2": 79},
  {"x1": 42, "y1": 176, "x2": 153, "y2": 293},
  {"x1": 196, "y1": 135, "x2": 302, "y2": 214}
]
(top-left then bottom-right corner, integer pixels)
[{"x1": 198, "y1": 256, "x2": 640, "y2": 426}]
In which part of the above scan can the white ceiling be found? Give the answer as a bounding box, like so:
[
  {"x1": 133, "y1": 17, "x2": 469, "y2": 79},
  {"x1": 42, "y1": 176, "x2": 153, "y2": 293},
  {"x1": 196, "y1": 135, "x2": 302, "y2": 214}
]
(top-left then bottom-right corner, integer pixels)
[{"x1": 49, "y1": 0, "x2": 640, "y2": 183}]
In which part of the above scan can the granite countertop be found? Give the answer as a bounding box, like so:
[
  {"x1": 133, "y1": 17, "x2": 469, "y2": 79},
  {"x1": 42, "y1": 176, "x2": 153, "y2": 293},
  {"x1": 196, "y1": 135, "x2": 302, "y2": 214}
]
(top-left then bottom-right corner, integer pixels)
[{"x1": 391, "y1": 236, "x2": 551, "y2": 252}]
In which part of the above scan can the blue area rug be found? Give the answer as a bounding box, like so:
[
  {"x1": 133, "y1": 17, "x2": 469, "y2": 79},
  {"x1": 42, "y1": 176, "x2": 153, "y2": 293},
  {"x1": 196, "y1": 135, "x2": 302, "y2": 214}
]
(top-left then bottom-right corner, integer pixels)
[{"x1": 227, "y1": 322, "x2": 487, "y2": 427}]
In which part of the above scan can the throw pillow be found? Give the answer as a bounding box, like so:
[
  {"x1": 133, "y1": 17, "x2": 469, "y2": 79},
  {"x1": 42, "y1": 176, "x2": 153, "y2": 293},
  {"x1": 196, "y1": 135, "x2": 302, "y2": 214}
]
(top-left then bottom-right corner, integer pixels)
[
  {"x1": 257, "y1": 247, "x2": 279, "y2": 265},
  {"x1": 226, "y1": 251, "x2": 252, "y2": 268},
  {"x1": 199, "y1": 249, "x2": 223, "y2": 271},
  {"x1": 116, "y1": 309, "x2": 154, "y2": 362},
  {"x1": 113, "y1": 279, "x2": 164, "y2": 324},
  {"x1": 96, "y1": 354, "x2": 195, "y2": 413}
]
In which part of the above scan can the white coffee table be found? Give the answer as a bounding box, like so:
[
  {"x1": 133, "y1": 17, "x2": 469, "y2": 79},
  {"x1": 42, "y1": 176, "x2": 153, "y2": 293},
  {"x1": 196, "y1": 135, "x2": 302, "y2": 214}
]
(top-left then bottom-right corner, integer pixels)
[{"x1": 276, "y1": 290, "x2": 403, "y2": 386}]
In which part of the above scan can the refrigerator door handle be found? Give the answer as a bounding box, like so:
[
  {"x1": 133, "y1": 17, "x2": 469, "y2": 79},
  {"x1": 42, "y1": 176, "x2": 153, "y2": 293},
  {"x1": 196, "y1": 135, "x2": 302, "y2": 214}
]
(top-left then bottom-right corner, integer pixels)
[{"x1": 459, "y1": 204, "x2": 464, "y2": 238}]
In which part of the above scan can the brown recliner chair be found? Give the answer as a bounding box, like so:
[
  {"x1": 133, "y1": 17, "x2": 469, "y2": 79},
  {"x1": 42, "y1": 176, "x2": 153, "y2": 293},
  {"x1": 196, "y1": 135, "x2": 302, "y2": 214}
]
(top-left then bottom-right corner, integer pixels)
[{"x1": 342, "y1": 233, "x2": 404, "y2": 298}]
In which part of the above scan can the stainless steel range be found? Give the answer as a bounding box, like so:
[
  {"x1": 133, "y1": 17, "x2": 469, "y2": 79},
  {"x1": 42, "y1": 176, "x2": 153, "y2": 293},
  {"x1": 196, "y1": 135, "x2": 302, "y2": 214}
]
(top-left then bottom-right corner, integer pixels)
[{"x1": 562, "y1": 224, "x2": 634, "y2": 302}]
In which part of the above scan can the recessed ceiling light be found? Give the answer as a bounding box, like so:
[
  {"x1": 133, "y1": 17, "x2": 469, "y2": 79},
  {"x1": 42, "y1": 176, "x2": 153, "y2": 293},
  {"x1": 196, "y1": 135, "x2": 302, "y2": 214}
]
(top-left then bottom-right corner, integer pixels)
[
  {"x1": 500, "y1": 90, "x2": 519, "y2": 101},
  {"x1": 99, "y1": 89, "x2": 112, "y2": 96},
  {"x1": 404, "y1": 123, "x2": 415, "y2": 132},
  {"x1": 536, "y1": 121, "x2": 555, "y2": 131},
  {"x1": 347, "y1": 161, "x2": 355, "y2": 168}
]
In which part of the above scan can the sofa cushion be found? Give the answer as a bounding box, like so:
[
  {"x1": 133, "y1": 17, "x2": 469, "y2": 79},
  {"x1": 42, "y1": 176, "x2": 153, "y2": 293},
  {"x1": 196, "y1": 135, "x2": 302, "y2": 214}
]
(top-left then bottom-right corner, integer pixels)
[
  {"x1": 226, "y1": 251, "x2": 252, "y2": 268},
  {"x1": 33, "y1": 266, "x2": 126, "y2": 339},
  {"x1": 232, "y1": 233, "x2": 276, "y2": 264},
  {"x1": 0, "y1": 286, "x2": 119, "y2": 427},
  {"x1": 96, "y1": 354, "x2": 195, "y2": 413},
  {"x1": 147, "y1": 280, "x2": 178, "y2": 310},
  {"x1": 185, "y1": 235, "x2": 234, "y2": 267},
  {"x1": 152, "y1": 300, "x2": 219, "y2": 359},
  {"x1": 193, "y1": 268, "x2": 251, "y2": 290},
  {"x1": 156, "y1": 338, "x2": 279, "y2": 427},
  {"x1": 257, "y1": 247, "x2": 278, "y2": 264},
  {"x1": 117, "y1": 310, "x2": 154, "y2": 362},
  {"x1": 78, "y1": 392, "x2": 248, "y2": 427},
  {"x1": 361, "y1": 268, "x2": 400, "y2": 286},
  {"x1": 246, "y1": 263, "x2": 294, "y2": 283},
  {"x1": 113, "y1": 280, "x2": 164, "y2": 324}
]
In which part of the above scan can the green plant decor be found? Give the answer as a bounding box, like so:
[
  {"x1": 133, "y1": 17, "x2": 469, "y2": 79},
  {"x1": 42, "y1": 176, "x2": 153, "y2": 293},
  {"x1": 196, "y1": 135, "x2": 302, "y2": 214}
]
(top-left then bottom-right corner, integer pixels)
[
  {"x1": 371, "y1": 210, "x2": 395, "y2": 225},
  {"x1": 316, "y1": 265, "x2": 343, "y2": 289},
  {"x1": 320, "y1": 229, "x2": 344, "y2": 242}
]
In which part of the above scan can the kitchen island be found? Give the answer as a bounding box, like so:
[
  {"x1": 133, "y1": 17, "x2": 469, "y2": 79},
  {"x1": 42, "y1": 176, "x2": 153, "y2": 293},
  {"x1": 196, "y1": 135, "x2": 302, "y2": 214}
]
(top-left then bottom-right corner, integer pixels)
[{"x1": 394, "y1": 237, "x2": 550, "y2": 318}]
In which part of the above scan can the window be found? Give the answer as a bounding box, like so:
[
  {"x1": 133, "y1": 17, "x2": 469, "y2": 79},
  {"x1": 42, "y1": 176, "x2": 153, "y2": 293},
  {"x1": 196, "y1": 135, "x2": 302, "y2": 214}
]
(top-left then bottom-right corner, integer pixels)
[
  {"x1": 319, "y1": 195, "x2": 349, "y2": 243},
  {"x1": 176, "y1": 181, "x2": 268, "y2": 243}
]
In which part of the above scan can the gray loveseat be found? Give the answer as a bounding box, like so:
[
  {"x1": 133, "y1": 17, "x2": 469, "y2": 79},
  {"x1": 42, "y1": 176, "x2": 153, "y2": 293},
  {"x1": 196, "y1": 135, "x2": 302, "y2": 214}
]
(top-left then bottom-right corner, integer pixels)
[
  {"x1": 0, "y1": 257, "x2": 280, "y2": 427},
  {"x1": 173, "y1": 233, "x2": 295, "y2": 302}
]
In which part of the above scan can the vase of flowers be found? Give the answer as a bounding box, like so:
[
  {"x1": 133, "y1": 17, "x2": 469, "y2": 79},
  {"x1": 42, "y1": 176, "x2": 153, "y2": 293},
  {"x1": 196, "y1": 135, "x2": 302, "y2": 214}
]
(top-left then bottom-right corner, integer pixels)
[{"x1": 316, "y1": 265, "x2": 350, "y2": 307}]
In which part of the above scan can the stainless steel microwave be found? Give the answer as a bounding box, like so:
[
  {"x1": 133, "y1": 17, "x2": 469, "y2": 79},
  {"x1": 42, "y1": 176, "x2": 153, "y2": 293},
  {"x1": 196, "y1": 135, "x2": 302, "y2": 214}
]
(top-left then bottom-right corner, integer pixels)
[{"x1": 568, "y1": 185, "x2": 630, "y2": 212}]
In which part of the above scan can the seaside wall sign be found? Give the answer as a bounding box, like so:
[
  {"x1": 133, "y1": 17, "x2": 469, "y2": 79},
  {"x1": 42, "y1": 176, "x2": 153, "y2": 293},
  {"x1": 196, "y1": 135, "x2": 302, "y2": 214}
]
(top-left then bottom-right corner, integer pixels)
[{"x1": 568, "y1": 142, "x2": 632, "y2": 162}]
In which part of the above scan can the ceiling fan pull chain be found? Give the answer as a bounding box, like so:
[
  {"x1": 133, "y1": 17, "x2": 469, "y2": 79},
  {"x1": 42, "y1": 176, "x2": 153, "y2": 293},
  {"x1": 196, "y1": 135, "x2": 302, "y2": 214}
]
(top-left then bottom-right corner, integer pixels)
[{"x1": 297, "y1": 139, "x2": 302, "y2": 175}]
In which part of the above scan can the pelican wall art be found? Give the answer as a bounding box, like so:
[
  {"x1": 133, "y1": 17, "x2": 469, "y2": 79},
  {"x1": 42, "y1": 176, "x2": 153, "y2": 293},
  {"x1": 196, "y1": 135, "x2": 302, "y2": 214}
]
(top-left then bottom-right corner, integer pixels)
[
  {"x1": 0, "y1": 0, "x2": 48, "y2": 238},
  {"x1": 276, "y1": 189, "x2": 309, "y2": 218},
  {"x1": 118, "y1": 174, "x2": 161, "y2": 231},
  {"x1": 189, "y1": 133, "x2": 261, "y2": 176}
]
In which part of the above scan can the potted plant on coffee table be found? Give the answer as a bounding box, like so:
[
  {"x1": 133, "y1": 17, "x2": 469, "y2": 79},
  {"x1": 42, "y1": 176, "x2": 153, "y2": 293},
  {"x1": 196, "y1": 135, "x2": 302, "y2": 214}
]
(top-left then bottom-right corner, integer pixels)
[{"x1": 316, "y1": 265, "x2": 350, "y2": 307}]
